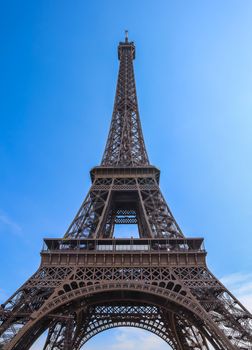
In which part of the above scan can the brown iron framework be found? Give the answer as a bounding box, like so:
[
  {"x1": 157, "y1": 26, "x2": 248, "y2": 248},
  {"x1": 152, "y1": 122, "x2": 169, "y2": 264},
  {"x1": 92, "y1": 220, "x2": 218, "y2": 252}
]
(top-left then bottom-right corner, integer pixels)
[{"x1": 0, "y1": 33, "x2": 252, "y2": 349}]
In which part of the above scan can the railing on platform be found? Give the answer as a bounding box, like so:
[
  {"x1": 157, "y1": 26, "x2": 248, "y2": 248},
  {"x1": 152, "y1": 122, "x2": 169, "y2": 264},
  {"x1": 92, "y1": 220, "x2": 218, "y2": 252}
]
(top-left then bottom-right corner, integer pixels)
[{"x1": 42, "y1": 238, "x2": 205, "y2": 253}]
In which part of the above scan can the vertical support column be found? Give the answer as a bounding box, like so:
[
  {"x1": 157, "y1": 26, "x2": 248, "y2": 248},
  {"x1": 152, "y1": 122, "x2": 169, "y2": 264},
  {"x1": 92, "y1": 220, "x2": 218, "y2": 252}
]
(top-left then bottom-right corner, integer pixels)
[
  {"x1": 94, "y1": 181, "x2": 114, "y2": 238},
  {"x1": 63, "y1": 318, "x2": 74, "y2": 350}
]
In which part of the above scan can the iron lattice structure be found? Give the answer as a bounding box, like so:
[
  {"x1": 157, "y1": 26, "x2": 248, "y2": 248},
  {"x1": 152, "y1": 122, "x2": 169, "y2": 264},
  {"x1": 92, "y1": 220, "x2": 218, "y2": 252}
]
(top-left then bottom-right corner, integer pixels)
[{"x1": 1, "y1": 34, "x2": 252, "y2": 350}]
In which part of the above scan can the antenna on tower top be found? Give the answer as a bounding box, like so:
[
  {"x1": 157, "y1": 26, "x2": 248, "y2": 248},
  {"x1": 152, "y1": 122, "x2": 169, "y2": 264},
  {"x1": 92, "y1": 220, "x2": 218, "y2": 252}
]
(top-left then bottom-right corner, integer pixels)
[{"x1": 125, "y1": 30, "x2": 128, "y2": 42}]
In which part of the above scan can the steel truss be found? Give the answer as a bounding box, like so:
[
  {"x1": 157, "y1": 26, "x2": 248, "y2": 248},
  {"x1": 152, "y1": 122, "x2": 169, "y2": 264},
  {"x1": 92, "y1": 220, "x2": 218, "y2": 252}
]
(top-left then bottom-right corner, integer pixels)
[{"x1": 1, "y1": 34, "x2": 252, "y2": 349}]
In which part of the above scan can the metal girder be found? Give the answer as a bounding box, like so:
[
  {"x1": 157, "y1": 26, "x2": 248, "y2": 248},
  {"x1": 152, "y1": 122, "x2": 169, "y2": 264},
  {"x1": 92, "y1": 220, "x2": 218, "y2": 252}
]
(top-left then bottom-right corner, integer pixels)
[
  {"x1": 101, "y1": 39, "x2": 149, "y2": 166},
  {"x1": 64, "y1": 176, "x2": 183, "y2": 239},
  {"x1": 1, "y1": 34, "x2": 252, "y2": 350}
]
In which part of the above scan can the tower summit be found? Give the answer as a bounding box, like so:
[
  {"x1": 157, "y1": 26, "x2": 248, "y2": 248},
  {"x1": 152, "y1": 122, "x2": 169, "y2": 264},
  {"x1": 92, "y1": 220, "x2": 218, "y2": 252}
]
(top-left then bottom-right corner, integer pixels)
[
  {"x1": 0, "y1": 35, "x2": 252, "y2": 350},
  {"x1": 102, "y1": 31, "x2": 148, "y2": 166}
]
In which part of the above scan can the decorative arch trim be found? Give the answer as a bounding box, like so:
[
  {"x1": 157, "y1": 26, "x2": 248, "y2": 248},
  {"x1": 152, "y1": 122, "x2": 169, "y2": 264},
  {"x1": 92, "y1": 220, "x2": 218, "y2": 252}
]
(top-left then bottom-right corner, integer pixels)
[{"x1": 6, "y1": 281, "x2": 234, "y2": 350}]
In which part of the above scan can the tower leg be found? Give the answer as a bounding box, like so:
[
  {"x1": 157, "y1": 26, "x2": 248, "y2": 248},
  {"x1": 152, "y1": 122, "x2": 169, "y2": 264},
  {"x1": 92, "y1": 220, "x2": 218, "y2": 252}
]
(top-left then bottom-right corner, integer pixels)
[{"x1": 63, "y1": 319, "x2": 73, "y2": 350}]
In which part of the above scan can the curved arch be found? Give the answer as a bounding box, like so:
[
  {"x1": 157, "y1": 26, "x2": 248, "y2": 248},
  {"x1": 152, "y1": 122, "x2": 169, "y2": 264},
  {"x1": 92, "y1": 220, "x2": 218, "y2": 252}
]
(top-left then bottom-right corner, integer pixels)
[
  {"x1": 42, "y1": 299, "x2": 209, "y2": 350},
  {"x1": 81, "y1": 324, "x2": 174, "y2": 349},
  {"x1": 72, "y1": 302, "x2": 177, "y2": 349},
  {"x1": 36, "y1": 281, "x2": 206, "y2": 320},
  {"x1": 6, "y1": 281, "x2": 234, "y2": 350}
]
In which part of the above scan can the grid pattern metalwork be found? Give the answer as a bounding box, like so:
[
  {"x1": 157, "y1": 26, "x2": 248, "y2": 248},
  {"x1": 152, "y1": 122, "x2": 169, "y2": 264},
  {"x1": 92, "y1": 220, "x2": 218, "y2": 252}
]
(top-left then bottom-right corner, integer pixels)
[{"x1": 0, "y1": 34, "x2": 251, "y2": 350}]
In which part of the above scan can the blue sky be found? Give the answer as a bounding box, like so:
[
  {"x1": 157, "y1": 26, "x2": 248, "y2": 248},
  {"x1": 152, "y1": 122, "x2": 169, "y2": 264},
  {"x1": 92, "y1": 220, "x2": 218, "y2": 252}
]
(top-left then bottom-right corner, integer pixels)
[{"x1": 1, "y1": 1, "x2": 252, "y2": 348}]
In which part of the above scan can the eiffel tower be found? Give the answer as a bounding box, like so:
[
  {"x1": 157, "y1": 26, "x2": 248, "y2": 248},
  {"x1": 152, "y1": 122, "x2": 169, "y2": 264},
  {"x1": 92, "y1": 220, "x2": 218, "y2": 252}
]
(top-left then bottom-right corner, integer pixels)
[{"x1": 1, "y1": 33, "x2": 252, "y2": 350}]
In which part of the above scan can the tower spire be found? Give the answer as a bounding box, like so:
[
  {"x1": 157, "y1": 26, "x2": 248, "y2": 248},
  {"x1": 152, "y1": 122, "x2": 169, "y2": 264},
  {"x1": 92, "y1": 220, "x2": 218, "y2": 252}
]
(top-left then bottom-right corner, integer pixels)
[
  {"x1": 125, "y1": 29, "x2": 128, "y2": 42},
  {"x1": 101, "y1": 37, "x2": 149, "y2": 166}
]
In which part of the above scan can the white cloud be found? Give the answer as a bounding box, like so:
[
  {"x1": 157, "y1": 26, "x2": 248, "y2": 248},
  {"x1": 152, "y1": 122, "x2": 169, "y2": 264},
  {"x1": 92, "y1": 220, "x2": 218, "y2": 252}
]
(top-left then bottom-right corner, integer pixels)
[
  {"x1": 84, "y1": 328, "x2": 169, "y2": 350},
  {"x1": 0, "y1": 211, "x2": 22, "y2": 236},
  {"x1": 221, "y1": 272, "x2": 252, "y2": 312},
  {"x1": 112, "y1": 328, "x2": 168, "y2": 350}
]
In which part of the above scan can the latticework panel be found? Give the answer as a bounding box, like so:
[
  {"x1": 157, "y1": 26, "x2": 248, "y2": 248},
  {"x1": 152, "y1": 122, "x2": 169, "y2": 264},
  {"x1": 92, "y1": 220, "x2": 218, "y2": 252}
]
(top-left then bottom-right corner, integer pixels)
[
  {"x1": 63, "y1": 176, "x2": 183, "y2": 239},
  {"x1": 101, "y1": 40, "x2": 149, "y2": 166},
  {"x1": 38, "y1": 303, "x2": 212, "y2": 350},
  {"x1": 173, "y1": 266, "x2": 252, "y2": 348},
  {"x1": 1, "y1": 261, "x2": 252, "y2": 349},
  {"x1": 64, "y1": 184, "x2": 111, "y2": 238},
  {"x1": 74, "y1": 303, "x2": 209, "y2": 350}
]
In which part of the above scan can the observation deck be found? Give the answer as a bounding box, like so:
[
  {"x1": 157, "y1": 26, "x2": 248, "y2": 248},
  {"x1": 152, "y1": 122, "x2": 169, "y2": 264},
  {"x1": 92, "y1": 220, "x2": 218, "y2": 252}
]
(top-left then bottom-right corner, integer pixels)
[{"x1": 41, "y1": 238, "x2": 206, "y2": 267}]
